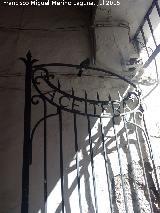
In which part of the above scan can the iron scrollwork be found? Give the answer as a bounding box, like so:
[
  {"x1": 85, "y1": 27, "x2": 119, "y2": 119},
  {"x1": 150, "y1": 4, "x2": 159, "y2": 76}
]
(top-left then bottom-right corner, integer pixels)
[{"x1": 31, "y1": 60, "x2": 141, "y2": 118}]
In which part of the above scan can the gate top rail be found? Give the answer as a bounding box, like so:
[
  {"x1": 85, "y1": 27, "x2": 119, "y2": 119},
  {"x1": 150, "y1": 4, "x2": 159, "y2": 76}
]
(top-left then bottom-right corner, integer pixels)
[
  {"x1": 21, "y1": 51, "x2": 141, "y2": 118},
  {"x1": 33, "y1": 63, "x2": 137, "y2": 89}
]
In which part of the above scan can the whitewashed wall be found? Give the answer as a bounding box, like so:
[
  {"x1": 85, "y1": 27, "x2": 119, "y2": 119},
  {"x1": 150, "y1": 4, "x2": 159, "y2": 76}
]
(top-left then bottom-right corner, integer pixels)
[{"x1": 0, "y1": 4, "x2": 160, "y2": 213}]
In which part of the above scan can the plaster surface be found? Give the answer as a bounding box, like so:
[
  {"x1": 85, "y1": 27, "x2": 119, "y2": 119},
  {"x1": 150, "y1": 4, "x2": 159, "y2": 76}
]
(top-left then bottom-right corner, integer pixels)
[{"x1": 0, "y1": 4, "x2": 160, "y2": 213}]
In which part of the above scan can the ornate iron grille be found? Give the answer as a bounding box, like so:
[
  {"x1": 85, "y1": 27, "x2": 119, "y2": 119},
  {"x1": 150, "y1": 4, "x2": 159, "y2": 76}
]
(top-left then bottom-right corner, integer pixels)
[{"x1": 21, "y1": 51, "x2": 160, "y2": 213}]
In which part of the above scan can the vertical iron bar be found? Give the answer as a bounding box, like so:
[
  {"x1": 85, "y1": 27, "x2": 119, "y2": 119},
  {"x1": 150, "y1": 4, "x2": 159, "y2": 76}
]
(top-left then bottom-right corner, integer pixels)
[
  {"x1": 100, "y1": 117, "x2": 113, "y2": 213},
  {"x1": 85, "y1": 91, "x2": 88, "y2": 115},
  {"x1": 59, "y1": 109, "x2": 65, "y2": 213},
  {"x1": 133, "y1": 0, "x2": 156, "y2": 40},
  {"x1": 43, "y1": 99, "x2": 47, "y2": 213},
  {"x1": 109, "y1": 95, "x2": 128, "y2": 213},
  {"x1": 155, "y1": 0, "x2": 160, "y2": 17},
  {"x1": 141, "y1": 28, "x2": 150, "y2": 57},
  {"x1": 87, "y1": 115, "x2": 98, "y2": 213},
  {"x1": 147, "y1": 16, "x2": 157, "y2": 46},
  {"x1": 133, "y1": 113, "x2": 154, "y2": 213},
  {"x1": 21, "y1": 51, "x2": 32, "y2": 213},
  {"x1": 122, "y1": 113, "x2": 141, "y2": 212},
  {"x1": 134, "y1": 37, "x2": 141, "y2": 55},
  {"x1": 74, "y1": 113, "x2": 82, "y2": 213},
  {"x1": 142, "y1": 114, "x2": 160, "y2": 194}
]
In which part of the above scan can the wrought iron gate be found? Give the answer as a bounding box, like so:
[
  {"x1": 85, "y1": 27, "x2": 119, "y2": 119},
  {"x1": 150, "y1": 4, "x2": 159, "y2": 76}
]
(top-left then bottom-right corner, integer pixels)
[{"x1": 21, "y1": 52, "x2": 160, "y2": 213}]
